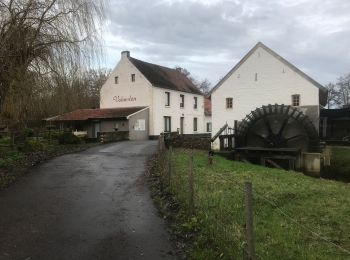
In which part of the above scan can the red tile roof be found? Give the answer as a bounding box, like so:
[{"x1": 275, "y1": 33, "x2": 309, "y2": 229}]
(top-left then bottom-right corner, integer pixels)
[
  {"x1": 47, "y1": 107, "x2": 147, "y2": 121},
  {"x1": 129, "y1": 57, "x2": 202, "y2": 95},
  {"x1": 204, "y1": 98, "x2": 211, "y2": 116}
]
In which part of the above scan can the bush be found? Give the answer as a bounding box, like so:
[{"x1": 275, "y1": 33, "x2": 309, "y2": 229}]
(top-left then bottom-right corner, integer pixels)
[
  {"x1": 0, "y1": 136, "x2": 11, "y2": 145},
  {"x1": 58, "y1": 132, "x2": 81, "y2": 145},
  {"x1": 0, "y1": 152, "x2": 24, "y2": 168},
  {"x1": 18, "y1": 139, "x2": 47, "y2": 153},
  {"x1": 41, "y1": 130, "x2": 63, "y2": 140},
  {"x1": 23, "y1": 128, "x2": 35, "y2": 137},
  {"x1": 322, "y1": 147, "x2": 350, "y2": 182}
]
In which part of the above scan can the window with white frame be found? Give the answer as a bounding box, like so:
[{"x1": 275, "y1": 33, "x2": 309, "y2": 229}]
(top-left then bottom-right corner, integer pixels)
[
  {"x1": 206, "y1": 122, "x2": 212, "y2": 132},
  {"x1": 292, "y1": 94, "x2": 300, "y2": 106},
  {"x1": 131, "y1": 74, "x2": 135, "y2": 82},
  {"x1": 193, "y1": 117, "x2": 198, "y2": 132},
  {"x1": 165, "y1": 92, "x2": 170, "y2": 106},
  {"x1": 180, "y1": 94, "x2": 184, "y2": 108},
  {"x1": 164, "y1": 116, "x2": 171, "y2": 132},
  {"x1": 226, "y1": 97, "x2": 233, "y2": 109}
]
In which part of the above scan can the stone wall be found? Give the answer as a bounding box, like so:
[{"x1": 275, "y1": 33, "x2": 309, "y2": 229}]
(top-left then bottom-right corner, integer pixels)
[
  {"x1": 164, "y1": 133, "x2": 211, "y2": 150},
  {"x1": 98, "y1": 131, "x2": 129, "y2": 143}
]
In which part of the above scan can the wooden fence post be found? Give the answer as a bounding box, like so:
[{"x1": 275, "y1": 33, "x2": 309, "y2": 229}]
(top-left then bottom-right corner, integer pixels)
[
  {"x1": 158, "y1": 136, "x2": 161, "y2": 151},
  {"x1": 244, "y1": 182, "x2": 256, "y2": 260},
  {"x1": 188, "y1": 150, "x2": 195, "y2": 216},
  {"x1": 168, "y1": 146, "x2": 173, "y2": 187}
]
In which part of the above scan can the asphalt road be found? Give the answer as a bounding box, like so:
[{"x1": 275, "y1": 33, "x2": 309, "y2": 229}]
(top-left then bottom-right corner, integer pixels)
[{"x1": 0, "y1": 141, "x2": 176, "y2": 260}]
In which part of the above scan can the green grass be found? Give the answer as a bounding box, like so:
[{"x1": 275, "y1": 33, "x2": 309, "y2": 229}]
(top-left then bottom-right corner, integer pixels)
[
  {"x1": 0, "y1": 137, "x2": 25, "y2": 169},
  {"x1": 323, "y1": 147, "x2": 350, "y2": 181},
  {"x1": 0, "y1": 135, "x2": 99, "y2": 189},
  {"x1": 160, "y1": 149, "x2": 350, "y2": 259}
]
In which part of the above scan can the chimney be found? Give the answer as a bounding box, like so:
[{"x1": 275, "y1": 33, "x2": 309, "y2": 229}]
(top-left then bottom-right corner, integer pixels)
[{"x1": 121, "y1": 50, "x2": 130, "y2": 59}]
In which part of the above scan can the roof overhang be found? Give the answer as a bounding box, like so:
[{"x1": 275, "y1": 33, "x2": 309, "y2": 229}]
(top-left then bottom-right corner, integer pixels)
[{"x1": 46, "y1": 107, "x2": 148, "y2": 122}]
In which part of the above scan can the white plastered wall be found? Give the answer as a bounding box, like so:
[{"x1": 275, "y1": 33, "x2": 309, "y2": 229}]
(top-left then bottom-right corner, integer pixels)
[
  {"x1": 152, "y1": 87, "x2": 205, "y2": 135},
  {"x1": 99, "y1": 53, "x2": 156, "y2": 135},
  {"x1": 99, "y1": 52, "x2": 205, "y2": 137},
  {"x1": 204, "y1": 115, "x2": 212, "y2": 133},
  {"x1": 211, "y1": 46, "x2": 320, "y2": 149}
]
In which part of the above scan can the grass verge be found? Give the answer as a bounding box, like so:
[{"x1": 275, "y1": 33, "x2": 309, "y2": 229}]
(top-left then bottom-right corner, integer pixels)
[
  {"x1": 0, "y1": 139, "x2": 99, "y2": 190},
  {"x1": 150, "y1": 148, "x2": 350, "y2": 259}
]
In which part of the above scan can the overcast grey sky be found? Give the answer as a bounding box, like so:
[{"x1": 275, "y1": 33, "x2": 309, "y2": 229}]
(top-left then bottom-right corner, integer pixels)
[{"x1": 102, "y1": 0, "x2": 350, "y2": 87}]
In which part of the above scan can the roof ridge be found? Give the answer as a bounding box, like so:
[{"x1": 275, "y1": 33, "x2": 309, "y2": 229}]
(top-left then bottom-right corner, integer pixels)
[
  {"x1": 129, "y1": 57, "x2": 177, "y2": 72},
  {"x1": 128, "y1": 56, "x2": 202, "y2": 95},
  {"x1": 208, "y1": 42, "x2": 328, "y2": 105},
  {"x1": 256, "y1": 42, "x2": 327, "y2": 92}
]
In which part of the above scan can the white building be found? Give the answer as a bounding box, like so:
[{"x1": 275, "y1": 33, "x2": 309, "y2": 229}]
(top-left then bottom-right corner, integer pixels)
[
  {"x1": 210, "y1": 42, "x2": 328, "y2": 149},
  {"x1": 100, "y1": 51, "x2": 206, "y2": 139}
]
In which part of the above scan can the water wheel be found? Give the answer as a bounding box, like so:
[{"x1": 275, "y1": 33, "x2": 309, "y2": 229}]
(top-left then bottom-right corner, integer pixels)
[{"x1": 236, "y1": 104, "x2": 320, "y2": 152}]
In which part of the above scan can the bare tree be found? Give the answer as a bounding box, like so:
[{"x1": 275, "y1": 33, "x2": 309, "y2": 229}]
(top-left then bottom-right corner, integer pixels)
[
  {"x1": 198, "y1": 78, "x2": 211, "y2": 94},
  {"x1": 325, "y1": 83, "x2": 341, "y2": 108},
  {"x1": 38, "y1": 66, "x2": 110, "y2": 118},
  {"x1": 175, "y1": 66, "x2": 196, "y2": 83},
  {"x1": 82, "y1": 68, "x2": 111, "y2": 109},
  {"x1": 175, "y1": 66, "x2": 212, "y2": 94},
  {"x1": 337, "y1": 73, "x2": 350, "y2": 107},
  {"x1": 0, "y1": 0, "x2": 106, "y2": 126}
]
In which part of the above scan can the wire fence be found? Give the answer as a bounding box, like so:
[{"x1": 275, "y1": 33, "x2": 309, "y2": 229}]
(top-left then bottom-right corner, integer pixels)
[{"x1": 156, "y1": 136, "x2": 350, "y2": 259}]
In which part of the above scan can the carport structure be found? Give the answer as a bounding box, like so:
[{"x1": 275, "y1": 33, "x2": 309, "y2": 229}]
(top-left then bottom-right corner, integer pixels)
[{"x1": 47, "y1": 106, "x2": 149, "y2": 140}]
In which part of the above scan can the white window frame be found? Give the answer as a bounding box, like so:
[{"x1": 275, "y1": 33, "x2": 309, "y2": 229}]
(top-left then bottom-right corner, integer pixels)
[
  {"x1": 292, "y1": 94, "x2": 300, "y2": 106},
  {"x1": 180, "y1": 94, "x2": 185, "y2": 108},
  {"x1": 165, "y1": 92, "x2": 170, "y2": 107},
  {"x1": 193, "y1": 117, "x2": 198, "y2": 132},
  {"x1": 206, "y1": 122, "x2": 212, "y2": 132},
  {"x1": 164, "y1": 116, "x2": 171, "y2": 132},
  {"x1": 226, "y1": 97, "x2": 233, "y2": 109}
]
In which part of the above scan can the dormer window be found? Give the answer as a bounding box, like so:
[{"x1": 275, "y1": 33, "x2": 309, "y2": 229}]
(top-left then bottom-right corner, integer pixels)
[
  {"x1": 131, "y1": 74, "x2": 135, "y2": 82},
  {"x1": 115, "y1": 76, "x2": 118, "y2": 84},
  {"x1": 180, "y1": 94, "x2": 184, "y2": 108}
]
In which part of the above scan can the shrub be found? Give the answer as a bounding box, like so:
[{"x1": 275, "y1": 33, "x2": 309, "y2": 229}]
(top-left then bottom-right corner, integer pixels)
[
  {"x1": 18, "y1": 139, "x2": 47, "y2": 153},
  {"x1": 322, "y1": 147, "x2": 350, "y2": 182},
  {"x1": 42, "y1": 130, "x2": 63, "y2": 140},
  {"x1": 0, "y1": 136, "x2": 11, "y2": 145},
  {"x1": 23, "y1": 128, "x2": 35, "y2": 137},
  {"x1": 58, "y1": 132, "x2": 81, "y2": 145}
]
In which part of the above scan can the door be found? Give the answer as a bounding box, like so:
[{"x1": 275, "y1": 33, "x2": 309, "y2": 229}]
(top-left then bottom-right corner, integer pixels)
[
  {"x1": 93, "y1": 122, "x2": 100, "y2": 138},
  {"x1": 180, "y1": 117, "x2": 184, "y2": 135}
]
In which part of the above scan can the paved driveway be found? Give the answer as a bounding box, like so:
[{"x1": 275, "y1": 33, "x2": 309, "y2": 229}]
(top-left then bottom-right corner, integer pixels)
[{"x1": 0, "y1": 141, "x2": 175, "y2": 260}]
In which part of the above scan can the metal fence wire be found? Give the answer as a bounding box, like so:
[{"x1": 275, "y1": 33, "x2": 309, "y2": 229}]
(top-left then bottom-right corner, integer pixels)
[
  {"x1": 156, "y1": 136, "x2": 350, "y2": 260},
  {"x1": 158, "y1": 136, "x2": 253, "y2": 259}
]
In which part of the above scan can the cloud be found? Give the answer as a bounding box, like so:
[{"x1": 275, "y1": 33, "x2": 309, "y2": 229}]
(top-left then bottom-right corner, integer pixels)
[{"x1": 103, "y1": 0, "x2": 350, "y2": 85}]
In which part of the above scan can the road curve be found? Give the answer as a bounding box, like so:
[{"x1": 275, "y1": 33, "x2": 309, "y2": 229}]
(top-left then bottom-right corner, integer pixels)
[{"x1": 0, "y1": 141, "x2": 176, "y2": 260}]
